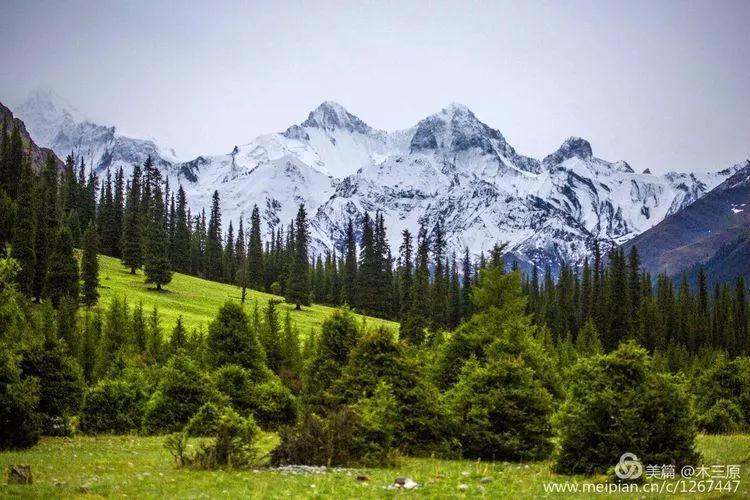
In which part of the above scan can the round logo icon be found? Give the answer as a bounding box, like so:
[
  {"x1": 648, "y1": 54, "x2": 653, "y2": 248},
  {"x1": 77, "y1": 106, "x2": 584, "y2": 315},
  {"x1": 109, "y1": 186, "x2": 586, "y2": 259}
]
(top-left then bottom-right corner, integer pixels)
[{"x1": 614, "y1": 452, "x2": 643, "y2": 480}]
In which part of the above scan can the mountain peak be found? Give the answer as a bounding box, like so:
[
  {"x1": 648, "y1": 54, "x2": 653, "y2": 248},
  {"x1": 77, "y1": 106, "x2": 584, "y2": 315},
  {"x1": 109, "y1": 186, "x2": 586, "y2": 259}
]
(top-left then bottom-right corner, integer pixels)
[
  {"x1": 19, "y1": 88, "x2": 80, "y2": 120},
  {"x1": 300, "y1": 100, "x2": 371, "y2": 134},
  {"x1": 543, "y1": 137, "x2": 593, "y2": 166},
  {"x1": 442, "y1": 101, "x2": 472, "y2": 114}
]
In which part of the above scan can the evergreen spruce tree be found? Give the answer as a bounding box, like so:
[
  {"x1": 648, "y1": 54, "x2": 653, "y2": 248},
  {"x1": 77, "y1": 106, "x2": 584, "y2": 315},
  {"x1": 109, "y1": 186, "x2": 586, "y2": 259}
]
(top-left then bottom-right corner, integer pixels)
[
  {"x1": 142, "y1": 169, "x2": 172, "y2": 291},
  {"x1": 112, "y1": 167, "x2": 125, "y2": 257},
  {"x1": 121, "y1": 164, "x2": 143, "y2": 273},
  {"x1": 234, "y1": 216, "x2": 246, "y2": 281},
  {"x1": 44, "y1": 224, "x2": 79, "y2": 307},
  {"x1": 695, "y1": 267, "x2": 710, "y2": 348},
  {"x1": 342, "y1": 219, "x2": 357, "y2": 306},
  {"x1": 262, "y1": 299, "x2": 283, "y2": 373},
  {"x1": 733, "y1": 277, "x2": 748, "y2": 355},
  {"x1": 430, "y1": 221, "x2": 448, "y2": 329},
  {"x1": 356, "y1": 213, "x2": 380, "y2": 314},
  {"x1": 579, "y1": 258, "x2": 592, "y2": 323},
  {"x1": 575, "y1": 318, "x2": 602, "y2": 356},
  {"x1": 61, "y1": 154, "x2": 79, "y2": 217},
  {"x1": 147, "y1": 305, "x2": 163, "y2": 364},
  {"x1": 401, "y1": 224, "x2": 430, "y2": 344},
  {"x1": 605, "y1": 248, "x2": 629, "y2": 349},
  {"x1": 628, "y1": 247, "x2": 641, "y2": 334},
  {"x1": 448, "y1": 253, "x2": 462, "y2": 329},
  {"x1": 80, "y1": 222, "x2": 100, "y2": 306},
  {"x1": 98, "y1": 169, "x2": 119, "y2": 256},
  {"x1": 33, "y1": 155, "x2": 59, "y2": 301},
  {"x1": 281, "y1": 311, "x2": 301, "y2": 374},
  {"x1": 461, "y1": 247, "x2": 473, "y2": 320},
  {"x1": 11, "y1": 156, "x2": 36, "y2": 296},
  {"x1": 398, "y1": 230, "x2": 414, "y2": 320},
  {"x1": 247, "y1": 205, "x2": 264, "y2": 289},
  {"x1": 171, "y1": 185, "x2": 191, "y2": 273},
  {"x1": 223, "y1": 220, "x2": 235, "y2": 283},
  {"x1": 204, "y1": 190, "x2": 223, "y2": 281},
  {"x1": 285, "y1": 205, "x2": 310, "y2": 309},
  {"x1": 131, "y1": 301, "x2": 147, "y2": 356},
  {"x1": 0, "y1": 124, "x2": 23, "y2": 199},
  {"x1": 170, "y1": 316, "x2": 187, "y2": 354}
]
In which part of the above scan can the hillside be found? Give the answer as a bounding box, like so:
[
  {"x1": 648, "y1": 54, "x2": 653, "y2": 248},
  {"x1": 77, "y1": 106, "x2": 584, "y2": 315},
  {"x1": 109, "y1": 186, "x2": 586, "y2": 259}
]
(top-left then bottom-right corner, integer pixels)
[
  {"x1": 95, "y1": 254, "x2": 398, "y2": 336},
  {"x1": 623, "y1": 160, "x2": 750, "y2": 278},
  {"x1": 0, "y1": 101, "x2": 63, "y2": 172}
]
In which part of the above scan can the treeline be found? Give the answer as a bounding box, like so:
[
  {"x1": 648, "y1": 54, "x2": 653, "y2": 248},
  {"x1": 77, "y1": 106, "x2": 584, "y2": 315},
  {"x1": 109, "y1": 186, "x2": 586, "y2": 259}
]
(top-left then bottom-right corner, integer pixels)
[{"x1": 525, "y1": 244, "x2": 749, "y2": 358}]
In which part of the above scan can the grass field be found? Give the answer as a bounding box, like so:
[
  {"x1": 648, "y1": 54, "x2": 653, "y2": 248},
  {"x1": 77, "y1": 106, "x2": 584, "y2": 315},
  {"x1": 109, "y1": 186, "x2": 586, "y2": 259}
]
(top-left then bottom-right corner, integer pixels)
[
  {"x1": 0, "y1": 434, "x2": 748, "y2": 498},
  {"x1": 95, "y1": 254, "x2": 398, "y2": 337}
]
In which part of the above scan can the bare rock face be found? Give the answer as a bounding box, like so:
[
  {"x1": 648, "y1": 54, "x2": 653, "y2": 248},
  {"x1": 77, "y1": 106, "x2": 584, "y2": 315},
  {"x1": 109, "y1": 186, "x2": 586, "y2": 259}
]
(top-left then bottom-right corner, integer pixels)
[{"x1": 6, "y1": 464, "x2": 33, "y2": 485}]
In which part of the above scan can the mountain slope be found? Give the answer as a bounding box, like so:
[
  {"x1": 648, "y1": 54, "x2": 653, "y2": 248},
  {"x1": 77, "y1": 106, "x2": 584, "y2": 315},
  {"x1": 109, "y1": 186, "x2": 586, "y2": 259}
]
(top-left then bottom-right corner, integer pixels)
[
  {"x1": 16, "y1": 89, "x2": 177, "y2": 176},
  {"x1": 623, "y1": 160, "x2": 750, "y2": 277},
  {"x1": 0, "y1": 101, "x2": 63, "y2": 171},
  {"x1": 13, "y1": 92, "x2": 740, "y2": 270}
]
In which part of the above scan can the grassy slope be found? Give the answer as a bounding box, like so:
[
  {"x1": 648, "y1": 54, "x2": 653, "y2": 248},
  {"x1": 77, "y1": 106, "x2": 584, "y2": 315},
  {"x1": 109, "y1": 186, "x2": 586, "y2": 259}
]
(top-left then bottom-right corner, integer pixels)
[
  {"x1": 0, "y1": 434, "x2": 748, "y2": 498},
  {"x1": 96, "y1": 254, "x2": 398, "y2": 336}
]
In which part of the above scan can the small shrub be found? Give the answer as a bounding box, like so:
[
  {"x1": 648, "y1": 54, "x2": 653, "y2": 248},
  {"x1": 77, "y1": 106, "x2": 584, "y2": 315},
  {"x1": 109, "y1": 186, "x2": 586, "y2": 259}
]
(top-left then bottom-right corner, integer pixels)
[
  {"x1": 246, "y1": 379, "x2": 297, "y2": 429},
  {"x1": 164, "y1": 432, "x2": 191, "y2": 467},
  {"x1": 444, "y1": 355, "x2": 554, "y2": 461},
  {"x1": 185, "y1": 402, "x2": 223, "y2": 437},
  {"x1": 206, "y1": 302, "x2": 269, "y2": 377},
  {"x1": 80, "y1": 378, "x2": 147, "y2": 434},
  {"x1": 214, "y1": 364, "x2": 297, "y2": 429},
  {"x1": 698, "y1": 399, "x2": 744, "y2": 434},
  {"x1": 694, "y1": 356, "x2": 750, "y2": 428},
  {"x1": 195, "y1": 407, "x2": 260, "y2": 468},
  {"x1": 142, "y1": 353, "x2": 215, "y2": 434},
  {"x1": 271, "y1": 400, "x2": 399, "y2": 468},
  {"x1": 165, "y1": 407, "x2": 260, "y2": 469},
  {"x1": 20, "y1": 344, "x2": 84, "y2": 436},
  {"x1": 553, "y1": 342, "x2": 699, "y2": 475},
  {"x1": 0, "y1": 344, "x2": 41, "y2": 450}
]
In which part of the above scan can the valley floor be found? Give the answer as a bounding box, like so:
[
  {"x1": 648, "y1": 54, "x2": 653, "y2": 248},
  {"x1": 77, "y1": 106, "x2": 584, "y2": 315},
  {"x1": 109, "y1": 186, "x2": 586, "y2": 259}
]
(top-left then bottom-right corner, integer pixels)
[{"x1": 0, "y1": 434, "x2": 748, "y2": 498}]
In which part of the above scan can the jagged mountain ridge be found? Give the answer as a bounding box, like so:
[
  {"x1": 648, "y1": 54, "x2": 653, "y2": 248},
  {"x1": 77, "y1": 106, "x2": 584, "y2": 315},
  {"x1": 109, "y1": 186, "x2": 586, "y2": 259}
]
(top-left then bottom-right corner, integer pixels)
[
  {"x1": 14, "y1": 91, "x2": 739, "y2": 270},
  {"x1": 623, "y1": 160, "x2": 750, "y2": 278}
]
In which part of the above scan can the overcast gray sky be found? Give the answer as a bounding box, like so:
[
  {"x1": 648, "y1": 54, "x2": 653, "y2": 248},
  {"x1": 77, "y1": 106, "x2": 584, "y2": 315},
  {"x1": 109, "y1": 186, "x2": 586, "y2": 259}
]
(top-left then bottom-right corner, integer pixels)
[{"x1": 1, "y1": 0, "x2": 748, "y2": 174}]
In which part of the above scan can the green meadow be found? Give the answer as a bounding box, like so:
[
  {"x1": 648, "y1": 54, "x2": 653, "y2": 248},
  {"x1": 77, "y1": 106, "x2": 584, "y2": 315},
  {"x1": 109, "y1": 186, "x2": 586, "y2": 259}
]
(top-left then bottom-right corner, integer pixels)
[
  {"x1": 1, "y1": 434, "x2": 748, "y2": 498},
  {"x1": 95, "y1": 254, "x2": 398, "y2": 336}
]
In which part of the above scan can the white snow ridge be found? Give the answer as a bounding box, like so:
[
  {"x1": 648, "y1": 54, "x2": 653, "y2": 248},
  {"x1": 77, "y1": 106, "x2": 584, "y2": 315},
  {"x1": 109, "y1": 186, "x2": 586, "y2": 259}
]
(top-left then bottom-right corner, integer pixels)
[{"x1": 15, "y1": 92, "x2": 738, "y2": 271}]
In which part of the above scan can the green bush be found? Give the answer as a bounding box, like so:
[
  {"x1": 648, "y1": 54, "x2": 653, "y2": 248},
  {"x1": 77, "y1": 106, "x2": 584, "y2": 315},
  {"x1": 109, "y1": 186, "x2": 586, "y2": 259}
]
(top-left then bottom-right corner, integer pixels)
[
  {"x1": 214, "y1": 364, "x2": 297, "y2": 429},
  {"x1": 165, "y1": 407, "x2": 260, "y2": 469},
  {"x1": 19, "y1": 344, "x2": 84, "y2": 436},
  {"x1": 444, "y1": 355, "x2": 554, "y2": 461},
  {"x1": 694, "y1": 356, "x2": 750, "y2": 428},
  {"x1": 79, "y1": 378, "x2": 147, "y2": 434},
  {"x1": 185, "y1": 402, "x2": 223, "y2": 437},
  {"x1": 206, "y1": 302, "x2": 270, "y2": 378},
  {"x1": 0, "y1": 343, "x2": 40, "y2": 449},
  {"x1": 328, "y1": 327, "x2": 449, "y2": 454},
  {"x1": 553, "y1": 342, "x2": 699, "y2": 475},
  {"x1": 303, "y1": 308, "x2": 360, "y2": 409},
  {"x1": 142, "y1": 353, "x2": 215, "y2": 434},
  {"x1": 698, "y1": 399, "x2": 744, "y2": 434},
  {"x1": 271, "y1": 402, "x2": 398, "y2": 467}
]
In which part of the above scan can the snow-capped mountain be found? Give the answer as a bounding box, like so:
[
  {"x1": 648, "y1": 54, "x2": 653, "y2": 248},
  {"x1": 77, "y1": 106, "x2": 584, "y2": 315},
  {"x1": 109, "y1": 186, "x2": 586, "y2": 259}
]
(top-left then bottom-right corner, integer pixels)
[
  {"x1": 16, "y1": 89, "x2": 178, "y2": 174},
  {"x1": 14, "y1": 91, "x2": 740, "y2": 271}
]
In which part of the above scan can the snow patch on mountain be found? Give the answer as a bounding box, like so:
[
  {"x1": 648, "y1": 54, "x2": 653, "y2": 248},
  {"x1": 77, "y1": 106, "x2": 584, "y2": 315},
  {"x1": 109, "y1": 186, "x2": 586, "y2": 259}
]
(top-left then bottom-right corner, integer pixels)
[{"x1": 14, "y1": 90, "x2": 741, "y2": 270}]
